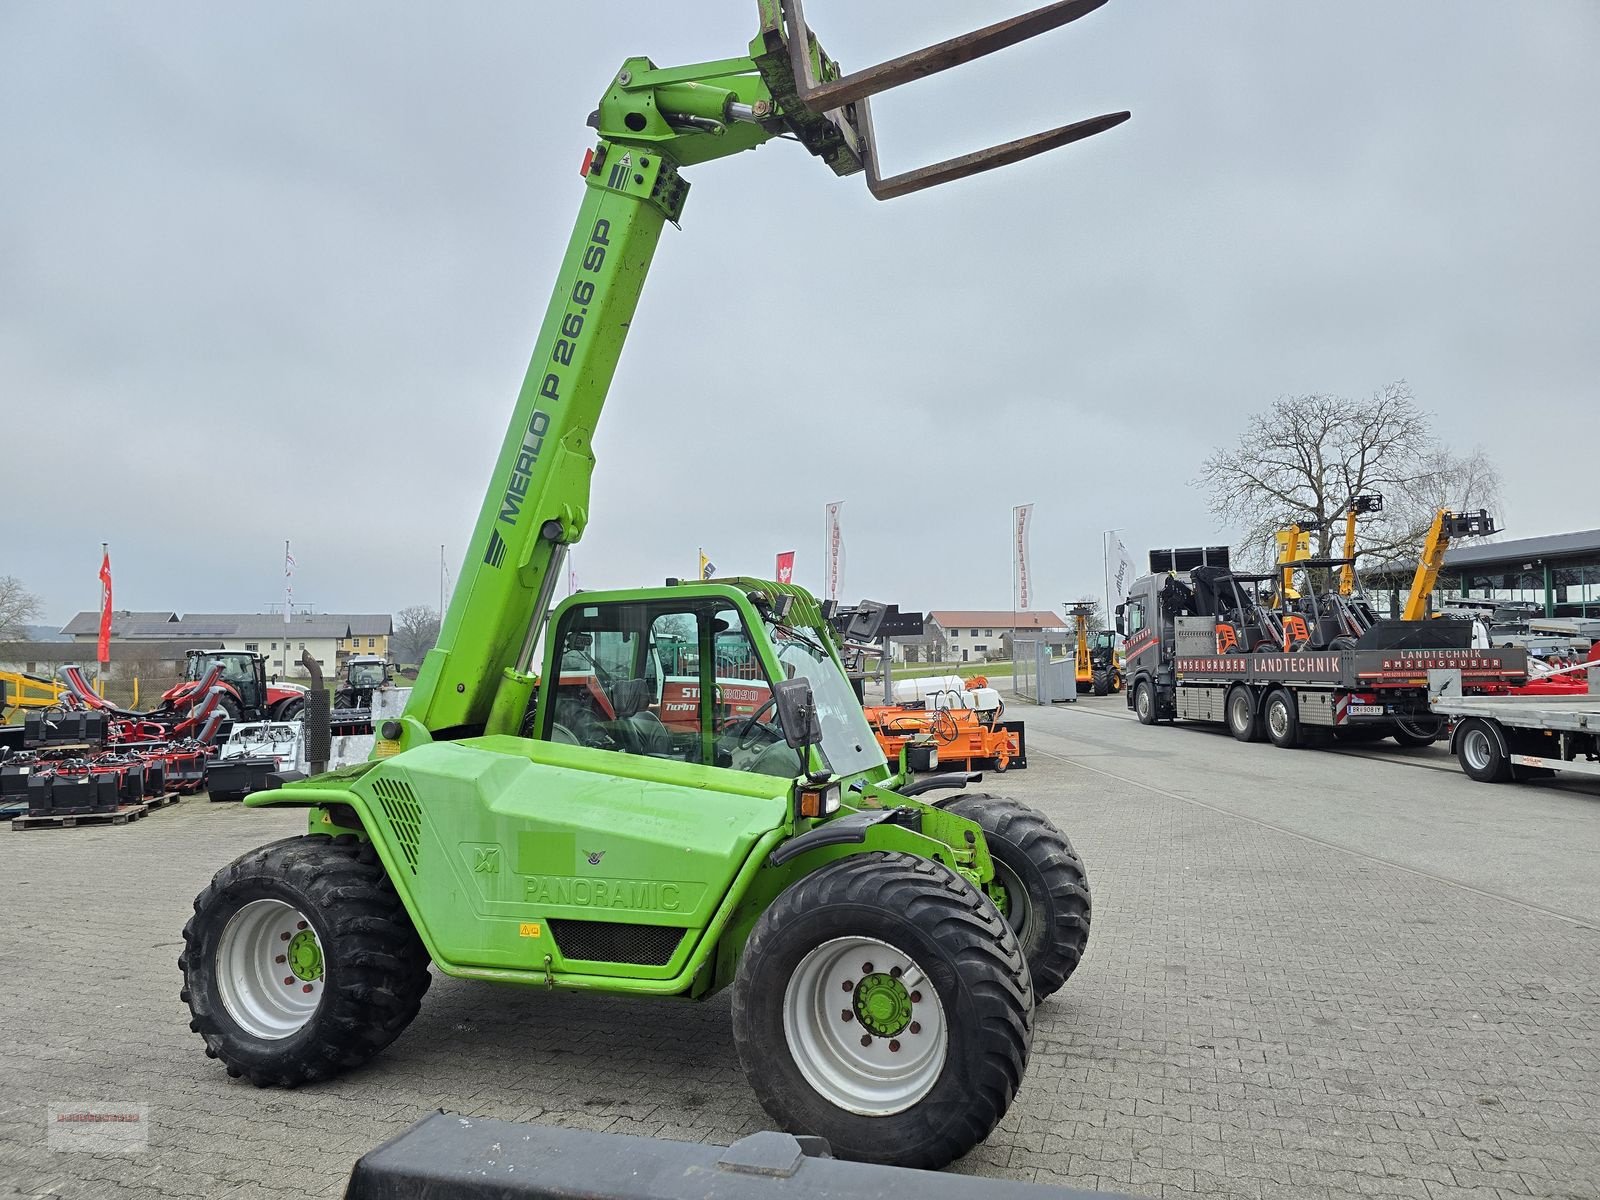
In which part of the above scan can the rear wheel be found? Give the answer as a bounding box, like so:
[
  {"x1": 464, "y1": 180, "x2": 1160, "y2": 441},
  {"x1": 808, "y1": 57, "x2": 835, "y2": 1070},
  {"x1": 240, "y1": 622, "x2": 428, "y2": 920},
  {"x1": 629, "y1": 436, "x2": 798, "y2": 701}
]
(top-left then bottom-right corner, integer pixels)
[
  {"x1": 1092, "y1": 671, "x2": 1110, "y2": 697},
  {"x1": 1134, "y1": 680, "x2": 1157, "y2": 725},
  {"x1": 1263, "y1": 689, "x2": 1299, "y2": 749},
  {"x1": 732, "y1": 853, "x2": 1031, "y2": 1170},
  {"x1": 944, "y1": 794, "x2": 1091, "y2": 1000},
  {"x1": 1225, "y1": 686, "x2": 1260, "y2": 743},
  {"x1": 1456, "y1": 719, "x2": 1511, "y2": 783},
  {"x1": 180, "y1": 835, "x2": 431, "y2": 1086},
  {"x1": 274, "y1": 697, "x2": 305, "y2": 722}
]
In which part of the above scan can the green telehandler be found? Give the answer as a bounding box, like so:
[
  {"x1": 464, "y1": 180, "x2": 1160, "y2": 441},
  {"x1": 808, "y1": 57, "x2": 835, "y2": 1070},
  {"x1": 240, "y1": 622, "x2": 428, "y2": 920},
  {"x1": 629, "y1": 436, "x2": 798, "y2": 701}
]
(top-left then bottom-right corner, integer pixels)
[{"x1": 180, "y1": 0, "x2": 1127, "y2": 1169}]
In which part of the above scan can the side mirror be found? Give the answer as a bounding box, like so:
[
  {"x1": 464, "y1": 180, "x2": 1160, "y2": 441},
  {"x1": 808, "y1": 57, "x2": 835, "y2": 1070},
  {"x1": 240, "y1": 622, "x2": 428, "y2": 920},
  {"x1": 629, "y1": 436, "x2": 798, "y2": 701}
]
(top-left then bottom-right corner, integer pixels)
[
  {"x1": 772, "y1": 676, "x2": 822, "y2": 753},
  {"x1": 1114, "y1": 604, "x2": 1126, "y2": 636}
]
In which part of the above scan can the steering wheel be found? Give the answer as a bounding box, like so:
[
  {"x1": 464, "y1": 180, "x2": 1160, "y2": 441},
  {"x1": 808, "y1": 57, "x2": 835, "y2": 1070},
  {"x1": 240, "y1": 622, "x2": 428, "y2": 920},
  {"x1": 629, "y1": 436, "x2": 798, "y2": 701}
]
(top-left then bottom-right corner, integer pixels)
[{"x1": 733, "y1": 697, "x2": 784, "y2": 750}]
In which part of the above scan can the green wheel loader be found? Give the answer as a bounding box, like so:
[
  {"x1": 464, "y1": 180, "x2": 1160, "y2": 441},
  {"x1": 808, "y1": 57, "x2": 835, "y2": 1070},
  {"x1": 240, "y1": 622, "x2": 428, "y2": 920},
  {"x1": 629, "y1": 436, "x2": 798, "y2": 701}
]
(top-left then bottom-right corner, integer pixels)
[{"x1": 181, "y1": 0, "x2": 1126, "y2": 1170}]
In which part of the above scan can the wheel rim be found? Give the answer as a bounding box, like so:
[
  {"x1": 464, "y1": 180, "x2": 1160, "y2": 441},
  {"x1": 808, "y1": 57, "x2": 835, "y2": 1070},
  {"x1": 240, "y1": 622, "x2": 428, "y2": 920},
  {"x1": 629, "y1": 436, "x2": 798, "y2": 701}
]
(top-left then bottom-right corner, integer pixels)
[
  {"x1": 1462, "y1": 728, "x2": 1492, "y2": 772},
  {"x1": 1136, "y1": 686, "x2": 1151, "y2": 720},
  {"x1": 217, "y1": 899, "x2": 325, "y2": 1040},
  {"x1": 1267, "y1": 698, "x2": 1289, "y2": 740},
  {"x1": 782, "y1": 936, "x2": 949, "y2": 1116},
  {"x1": 990, "y1": 859, "x2": 1038, "y2": 946}
]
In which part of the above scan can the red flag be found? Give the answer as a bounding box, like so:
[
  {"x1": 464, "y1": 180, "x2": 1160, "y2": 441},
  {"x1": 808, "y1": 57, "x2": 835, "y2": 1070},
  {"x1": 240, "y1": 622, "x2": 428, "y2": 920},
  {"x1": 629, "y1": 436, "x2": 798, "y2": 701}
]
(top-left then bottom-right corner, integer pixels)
[
  {"x1": 97, "y1": 547, "x2": 113, "y2": 665},
  {"x1": 775, "y1": 550, "x2": 795, "y2": 584}
]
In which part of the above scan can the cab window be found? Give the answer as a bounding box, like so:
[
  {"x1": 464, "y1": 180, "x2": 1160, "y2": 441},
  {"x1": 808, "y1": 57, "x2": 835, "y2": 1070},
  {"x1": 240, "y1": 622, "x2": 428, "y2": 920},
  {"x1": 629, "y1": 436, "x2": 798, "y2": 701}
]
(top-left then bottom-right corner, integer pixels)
[
  {"x1": 542, "y1": 601, "x2": 801, "y2": 778},
  {"x1": 1125, "y1": 600, "x2": 1146, "y2": 635}
]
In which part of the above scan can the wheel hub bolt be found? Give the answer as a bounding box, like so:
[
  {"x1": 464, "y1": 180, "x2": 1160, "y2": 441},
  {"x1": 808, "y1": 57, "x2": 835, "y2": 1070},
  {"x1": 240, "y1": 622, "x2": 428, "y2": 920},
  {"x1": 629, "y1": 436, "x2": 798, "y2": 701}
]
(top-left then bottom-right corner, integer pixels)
[
  {"x1": 861, "y1": 962, "x2": 874, "y2": 973},
  {"x1": 279, "y1": 932, "x2": 291, "y2": 942},
  {"x1": 296, "y1": 921, "x2": 308, "y2": 931},
  {"x1": 859, "y1": 1034, "x2": 872, "y2": 1047},
  {"x1": 841, "y1": 980, "x2": 853, "y2": 992},
  {"x1": 283, "y1": 976, "x2": 294, "y2": 986},
  {"x1": 909, "y1": 1021, "x2": 922, "y2": 1035},
  {"x1": 910, "y1": 990, "x2": 922, "y2": 1003},
  {"x1": 890, "y1": 965, "x2": 902, "y2": 978},
  {"x1": 889, "y1": 1039, "x2": 901, "y2": 1053},
  {"x1": 302, "y1": 984, "x2": 313, "y2": 994},
  {"x1": 275, "y1": 955, "x2": 286, "y2": 964},
  {"x1": 841, "y1": 1009, "x2": 853, "y2": 1022}
]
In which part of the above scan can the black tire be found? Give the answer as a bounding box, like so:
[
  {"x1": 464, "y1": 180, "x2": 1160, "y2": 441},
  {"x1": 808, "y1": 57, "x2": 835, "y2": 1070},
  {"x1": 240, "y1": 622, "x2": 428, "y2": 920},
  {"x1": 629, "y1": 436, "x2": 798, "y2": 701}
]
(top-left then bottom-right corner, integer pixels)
[
  {"x1": 1392, "y1": 717, "x2": 1444, "y2": 747},
  {"x1": 180, "y1": 834, "x2": 431, "y2": 1086},
  {"x1": 1134, "y1": 680, "x2": 1157, "y2": 725},
  {"x1": 1328, "y1": 636, "x2": 1358, "y2": 652},
  {"x1": 944, "y1": 794, "x2": 1090, "y2": 1000},
  {"x1": 1225, "y1": 686, "x2": 1261, "y2": 743},
  {"x1": 274, "y1": 697, "x2": 306, "y2": 722},
  {"x1": 215, "y1": 693, "x2": 242, "y2": 723},
  {"x1": 1455, "y1": 719, "x2": 1511, "y2": 783},
  {"x1": 732, "y1": 852, "x2": 1032, "y2": 1171},
  {"x1": 1263, "y1": 689, "x2": 1299, "y2": 749},
  {"x1": 1091, "y1": 671, "x2": 1110, "y2": 697}
]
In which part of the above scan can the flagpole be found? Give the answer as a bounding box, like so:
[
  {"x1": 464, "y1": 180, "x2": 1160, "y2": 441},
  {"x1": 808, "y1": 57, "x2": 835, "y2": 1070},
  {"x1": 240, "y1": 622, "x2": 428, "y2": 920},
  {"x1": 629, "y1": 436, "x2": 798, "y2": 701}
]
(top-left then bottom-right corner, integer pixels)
[{"x1": 1102, "y1": 528, "x2": 1119, "y2": 631}]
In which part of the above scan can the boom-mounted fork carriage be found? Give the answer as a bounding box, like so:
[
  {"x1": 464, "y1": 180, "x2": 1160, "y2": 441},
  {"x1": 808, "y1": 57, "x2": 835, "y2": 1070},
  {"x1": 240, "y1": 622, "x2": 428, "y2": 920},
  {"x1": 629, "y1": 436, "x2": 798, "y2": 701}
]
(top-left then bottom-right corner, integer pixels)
[{"x1": 180, "y1": 2, "x2": 1126, "y2": 1168}]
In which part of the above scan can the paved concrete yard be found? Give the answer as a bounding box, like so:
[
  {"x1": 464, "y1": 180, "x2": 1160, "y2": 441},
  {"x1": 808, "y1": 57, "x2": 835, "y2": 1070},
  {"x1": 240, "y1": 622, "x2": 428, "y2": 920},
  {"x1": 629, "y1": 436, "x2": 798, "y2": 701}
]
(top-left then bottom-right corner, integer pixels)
[{"x1": 3, "y1": 694, "x2": 1598, "y2": 1199}]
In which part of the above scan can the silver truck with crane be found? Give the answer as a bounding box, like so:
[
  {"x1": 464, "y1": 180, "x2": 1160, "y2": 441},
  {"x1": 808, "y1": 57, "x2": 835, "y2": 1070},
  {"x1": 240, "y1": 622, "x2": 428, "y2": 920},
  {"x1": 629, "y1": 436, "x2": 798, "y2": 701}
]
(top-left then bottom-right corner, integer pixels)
[{"x1": 1117, "y1": 543, "x2": 1528, "y2": 748}]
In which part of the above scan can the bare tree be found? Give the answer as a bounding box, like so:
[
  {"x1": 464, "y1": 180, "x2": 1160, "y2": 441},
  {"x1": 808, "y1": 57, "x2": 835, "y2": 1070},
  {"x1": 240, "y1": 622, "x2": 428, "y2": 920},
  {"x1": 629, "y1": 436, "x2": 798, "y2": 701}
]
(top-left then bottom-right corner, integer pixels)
[
  {"x1": 1195, "y1": 382, "x2": 1501, "y2": 572},
  {"x1": 392, "y1": 605, "x2": 441, "y2": 664},
  {"x1": 0, "y1": 576, "x2": 42, "y2": 640}
]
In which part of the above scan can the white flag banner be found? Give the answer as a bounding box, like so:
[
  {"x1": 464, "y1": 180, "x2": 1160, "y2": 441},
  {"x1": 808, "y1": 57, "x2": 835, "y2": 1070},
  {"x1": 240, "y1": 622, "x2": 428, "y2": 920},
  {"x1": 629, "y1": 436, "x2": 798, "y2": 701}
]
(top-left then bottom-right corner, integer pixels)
[
  {"x1": 284, "y1": 540, "x2": 296, "y2": 624},
  {"x1": 1113, "y1": 535, "x2": 1138, "y2": 602},
  {"x1": 1013, "y1": 504, "x2": 1033, "y2": 610},
  {"x1": 825, "y1": 502, "x2": 844, "y2": 602}
]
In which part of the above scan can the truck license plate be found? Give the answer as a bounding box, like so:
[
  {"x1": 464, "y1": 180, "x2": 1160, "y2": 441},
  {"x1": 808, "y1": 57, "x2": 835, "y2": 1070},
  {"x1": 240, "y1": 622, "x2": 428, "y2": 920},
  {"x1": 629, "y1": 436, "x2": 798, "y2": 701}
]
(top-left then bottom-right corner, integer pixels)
[{"x1": 1347, "y1": 704, "x2": 1384, "y2": 716}]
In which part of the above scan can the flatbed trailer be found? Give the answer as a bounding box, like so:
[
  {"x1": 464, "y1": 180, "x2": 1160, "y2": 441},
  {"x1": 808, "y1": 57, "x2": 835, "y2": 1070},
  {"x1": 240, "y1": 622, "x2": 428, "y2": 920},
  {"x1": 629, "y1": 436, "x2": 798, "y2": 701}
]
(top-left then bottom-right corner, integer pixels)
[{"x1": 1430, "y1": 685, "x2": 1600, "y2": 783}]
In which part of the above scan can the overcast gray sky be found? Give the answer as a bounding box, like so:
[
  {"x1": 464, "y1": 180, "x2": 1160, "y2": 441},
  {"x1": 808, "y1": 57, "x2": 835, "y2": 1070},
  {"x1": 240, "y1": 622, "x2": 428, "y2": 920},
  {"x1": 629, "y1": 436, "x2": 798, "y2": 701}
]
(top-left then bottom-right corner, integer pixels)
[{"x1": 3, "y1": 1, "x2": 1596, "y2": 626}]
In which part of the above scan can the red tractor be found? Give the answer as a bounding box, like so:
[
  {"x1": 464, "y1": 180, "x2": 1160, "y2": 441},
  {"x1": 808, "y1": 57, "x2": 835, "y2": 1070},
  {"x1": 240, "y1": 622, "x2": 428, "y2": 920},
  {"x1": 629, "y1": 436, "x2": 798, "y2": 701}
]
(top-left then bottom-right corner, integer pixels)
[{"x1": 155, "y1": 650, "x2": 308, "y2": 723}]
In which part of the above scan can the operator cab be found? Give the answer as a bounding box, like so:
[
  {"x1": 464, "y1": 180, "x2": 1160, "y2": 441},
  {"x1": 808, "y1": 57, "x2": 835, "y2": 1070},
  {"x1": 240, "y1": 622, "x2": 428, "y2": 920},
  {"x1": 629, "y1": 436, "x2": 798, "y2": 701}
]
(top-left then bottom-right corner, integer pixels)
[
  {"x1": 187, "y1": 650, "x2": 265, "y2": 711},
  {"x1": 345, "y1": 657, "x2": 390, "y2": 690},
  {"x1": 540, "y1": 588, "x2": 883, "y2": 782}
]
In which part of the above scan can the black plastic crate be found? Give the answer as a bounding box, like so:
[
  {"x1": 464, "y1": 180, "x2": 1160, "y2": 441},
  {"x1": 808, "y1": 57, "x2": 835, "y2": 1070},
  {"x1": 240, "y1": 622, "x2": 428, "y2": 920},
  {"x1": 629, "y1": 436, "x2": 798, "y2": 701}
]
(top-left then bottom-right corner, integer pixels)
[
  {"x1": 22, "y1": 711, "x2": 109, "y2": 748},
  {"x1": 26, "y1": 775, "x2": 56, "y2": 816},
  {"x1": 2, "y1": 763, "x2": 35, "y2": 799},
  {"x1": 48, "y1": 776, "x2": 109, "y2": 814}
]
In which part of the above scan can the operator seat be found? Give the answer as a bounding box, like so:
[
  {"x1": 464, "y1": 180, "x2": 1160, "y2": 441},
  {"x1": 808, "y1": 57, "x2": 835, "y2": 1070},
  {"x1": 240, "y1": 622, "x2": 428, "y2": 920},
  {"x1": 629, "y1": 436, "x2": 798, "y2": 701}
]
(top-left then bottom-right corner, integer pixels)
[{"x1": 608, "y1": 678, "x2": 671, "y2": 757}]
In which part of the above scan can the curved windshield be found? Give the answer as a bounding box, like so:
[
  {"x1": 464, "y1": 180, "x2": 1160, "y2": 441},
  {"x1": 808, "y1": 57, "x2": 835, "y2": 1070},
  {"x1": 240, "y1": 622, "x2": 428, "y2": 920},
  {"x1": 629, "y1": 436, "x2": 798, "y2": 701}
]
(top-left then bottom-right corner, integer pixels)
[{"x1": 768, "y1": 624, "x2": 886, "y2": 779}]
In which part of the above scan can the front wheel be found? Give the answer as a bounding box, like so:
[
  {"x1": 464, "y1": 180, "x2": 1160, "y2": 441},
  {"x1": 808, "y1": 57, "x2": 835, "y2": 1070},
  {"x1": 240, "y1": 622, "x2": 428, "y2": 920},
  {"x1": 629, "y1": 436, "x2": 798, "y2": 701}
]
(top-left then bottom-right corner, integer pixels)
[
  {"x1": 180, "y1": 834, "x2": 431, "y2": 1087},
  {"x1": 732, "y1": 853, "x2": 1032, "y2": 1170},
  {"x1": 1134, "y1": 680, "x2": 1157, "y2": 725},
  {"x1": 274, "y1": 697, "x2": 305, "y2": 722},
  {"x1": 945, "y1": 794, "x2": 1090, "y2": 999}
]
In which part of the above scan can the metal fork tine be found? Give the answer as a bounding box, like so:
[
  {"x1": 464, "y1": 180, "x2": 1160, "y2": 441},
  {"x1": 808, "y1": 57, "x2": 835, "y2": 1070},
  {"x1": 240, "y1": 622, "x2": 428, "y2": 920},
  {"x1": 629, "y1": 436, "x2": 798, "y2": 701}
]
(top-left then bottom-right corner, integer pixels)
[
  {"x1": 866, "y1": 111, "x2": 1129, "y2": 200},
  {"x1": 784, "y1": 0, "x2": 1109, "y2": 111}
]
